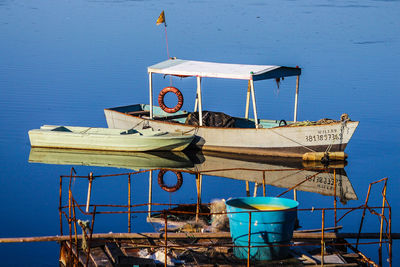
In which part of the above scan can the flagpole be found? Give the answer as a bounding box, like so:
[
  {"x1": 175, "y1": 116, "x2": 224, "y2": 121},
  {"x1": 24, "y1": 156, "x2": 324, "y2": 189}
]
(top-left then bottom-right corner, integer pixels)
[
  {"x1": 156, "y1": 11, "x2": 170, "y2": 59},
  {"x1": 157, "y1": 11, "x2": 172, "y2": 85},
  {"x1": 164, "y1": 24, "x2": 170, "y2": 59}
]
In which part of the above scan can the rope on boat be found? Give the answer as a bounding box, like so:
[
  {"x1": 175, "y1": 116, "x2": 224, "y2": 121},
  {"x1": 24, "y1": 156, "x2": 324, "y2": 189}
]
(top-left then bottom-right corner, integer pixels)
[
  {"x1": 128, "y1": 119, "x2": 146, "y2": 130},
  {"x1": 275, "y1": 113, "x2": 351, "y2": 161},
  {"x1": 182, "y1": 126, "x2": 199, "y2": 135},
  {"x1": 323, "y1": 114, "x2": 350, "y2": 156},
  {"x1": 79, "y1": 127, "x2": 92, "y2": 134},
  {"x1": 77, "y1": 220, "x2": 90, "y2": 252},
  {"x1": 269, "y1": 128, "x2": 317, "y2": 153}
]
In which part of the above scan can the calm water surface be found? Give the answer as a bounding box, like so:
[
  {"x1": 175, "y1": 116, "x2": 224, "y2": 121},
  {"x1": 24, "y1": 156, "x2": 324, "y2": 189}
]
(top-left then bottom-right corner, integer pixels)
[{"x1": 1, "y1": 0, "x2": 399, "y2": 265}]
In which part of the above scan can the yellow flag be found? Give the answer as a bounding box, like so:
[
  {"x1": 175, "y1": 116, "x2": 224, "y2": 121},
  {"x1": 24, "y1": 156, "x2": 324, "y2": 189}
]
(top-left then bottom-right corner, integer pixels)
[{"x1": 156, "y1": 11, "x2": 165, "y2": 25}]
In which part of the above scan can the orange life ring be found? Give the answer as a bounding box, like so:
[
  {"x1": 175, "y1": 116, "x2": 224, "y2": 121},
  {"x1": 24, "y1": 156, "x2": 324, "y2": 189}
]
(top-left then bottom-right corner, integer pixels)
[
  {"x1": 158, "y1": 87, "x2": 184, "y2": 113},
  {"x1": 158, "y1": 170, "x2": 183, "y2": 193}
]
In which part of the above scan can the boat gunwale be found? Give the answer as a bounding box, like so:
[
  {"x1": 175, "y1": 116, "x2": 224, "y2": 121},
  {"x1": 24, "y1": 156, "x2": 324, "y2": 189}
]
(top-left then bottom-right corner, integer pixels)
[
  {"x1": 105, "y1": 108, "x2": 360, "y2": 131},
  {"x1": 28, "y1": 145, "x2": 190, "y2": 153},
  {"x1": 28, "y1": 129, "x2": 195, "y2": 141}
]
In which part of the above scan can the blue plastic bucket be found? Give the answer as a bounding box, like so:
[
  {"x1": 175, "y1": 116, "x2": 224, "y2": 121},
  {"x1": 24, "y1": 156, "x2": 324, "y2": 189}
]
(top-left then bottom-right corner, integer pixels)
[{"x1": 225, "y1": 197, "x2": 299, "y2": 261}]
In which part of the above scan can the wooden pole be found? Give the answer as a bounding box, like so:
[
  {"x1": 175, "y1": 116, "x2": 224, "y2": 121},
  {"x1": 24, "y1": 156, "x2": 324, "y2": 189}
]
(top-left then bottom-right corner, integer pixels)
[
  {"x1": 247, "y1": 211, "x2": 252, "y2": 267},
  {"x1": 253, "y1": 182, "x2": 258, "y2": 197},
  {"x1": 59, "y1": 176, "x2": 63, "y2": 236},
  {"x1": 148, "y1": 171, "x2": 153, "y2": 218},
  {"x1": 68, "y1": 174, "x2": 74, "y2": 263},
  {"x1": 128, "y1": 174, "x2": 131, "y2": 233},
  {"x1": 72, "y1": 200, "x2": 78, "y2": 246},
  {"x1": 196, "y1": 173, "x2": 200, "y2": 222},
  {"x1": 357, "y1": 183, "x2": 373, "y2": 249},
  {"x1": 389, "y1": 206, "x2": 392, "y2": 267},
  {"x1": 68, "y1": 175, "x2": 73, "y2": 244},
  {"x1": 199, "y1": 174, "x2": 203, "y2": 201},
  {"x1": 86, "y1": 206, "x2": 96, "y2": 267},
  {"x1": 379, "y1": 180, "x2": 387, "y2": 266},
  {"x1": 0, "y1": 232, "x2": 398, "y2": 243},
  {"x1": 334, "y1": 169, "x2": 337, "y2": 229},
  {"x1": 262, "y1": 171, "x2": 266, "y2": 197},
  {"x1": 164, "y1": 211, "x2": 168, "y2": 267},
  {"x1": 86, "y1": 172, "x2": 93, "y2": 213}
]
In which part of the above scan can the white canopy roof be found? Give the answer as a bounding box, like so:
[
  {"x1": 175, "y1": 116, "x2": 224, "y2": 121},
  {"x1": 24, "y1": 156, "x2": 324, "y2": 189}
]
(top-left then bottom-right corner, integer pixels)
[{"x1": 148, "y1": 59, "x2": 301, "y2": 81}]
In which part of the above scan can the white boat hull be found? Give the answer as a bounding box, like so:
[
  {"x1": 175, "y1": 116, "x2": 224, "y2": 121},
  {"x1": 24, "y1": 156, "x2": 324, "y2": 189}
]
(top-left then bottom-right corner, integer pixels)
[{"x1": 104, "y1": 106, "x2": 359, "y2": 157}]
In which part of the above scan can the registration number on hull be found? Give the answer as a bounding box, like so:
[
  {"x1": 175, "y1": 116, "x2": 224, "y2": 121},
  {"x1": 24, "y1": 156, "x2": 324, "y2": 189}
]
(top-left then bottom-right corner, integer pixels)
[{"x1": 305, "y1": 133, "x2": 343, "y2": 143}]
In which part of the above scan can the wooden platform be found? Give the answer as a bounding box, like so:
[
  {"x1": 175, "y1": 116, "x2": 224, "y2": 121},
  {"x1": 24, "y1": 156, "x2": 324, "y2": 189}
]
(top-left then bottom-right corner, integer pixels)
[{"x1": 59, "y1": 234, "x2": 368, "y2": 267}]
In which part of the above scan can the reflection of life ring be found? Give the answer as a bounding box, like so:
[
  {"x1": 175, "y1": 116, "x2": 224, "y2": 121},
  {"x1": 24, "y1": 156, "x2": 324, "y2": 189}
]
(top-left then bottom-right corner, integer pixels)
[
  {"x1": 158, "y1": 170, "x2": 183, "y2": 192},
  {"x1": 158, "y1": 87, "x2": 184, "y2": 113}
]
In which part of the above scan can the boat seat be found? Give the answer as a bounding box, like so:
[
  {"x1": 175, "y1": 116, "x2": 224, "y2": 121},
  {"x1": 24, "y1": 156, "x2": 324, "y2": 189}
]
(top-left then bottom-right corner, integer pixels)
[
  {"x1": 51, "y1": 126, "x2": 72, "y2": 132},
  {"x1": 126, "y1": 110, "x2": 150, "y2": 117},
  {"x1": 154, "y1": 113, "x2": 189, "y2": 121}
]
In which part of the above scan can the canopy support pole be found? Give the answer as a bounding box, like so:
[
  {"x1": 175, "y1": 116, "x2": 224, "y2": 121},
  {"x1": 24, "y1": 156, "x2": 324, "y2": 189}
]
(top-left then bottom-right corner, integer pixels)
[
  {"x1": 293, "y1": 75, "x2": 300, "y2": 122},
  {"x1": 245, "y1": 80, "x2": 251, "y2": 119},
  {"x1": 194, "y1": 93, "x2": 198, "y2": 112},
  {"x1": 197, "y1": 76, "x2": 203, "y2": 126},
  {"x1": 149, "y1": 72, "x2": 153, "y2": 119},
  {"x1": 250, "y1": 79, "x2": 259, "y2": 128}
]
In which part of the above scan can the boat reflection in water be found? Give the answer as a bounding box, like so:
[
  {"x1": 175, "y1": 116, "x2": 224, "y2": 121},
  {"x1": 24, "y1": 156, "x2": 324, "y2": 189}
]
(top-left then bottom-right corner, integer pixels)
[
  {"x1": 29, "y1": 147, "x2": 356, "y2": 204},
  {"x1": 29, "y1": 147, "x2": 195, "y2": 170},
  {"x1": 189, "y1": 151, "x2": 357, "y2": 203}
]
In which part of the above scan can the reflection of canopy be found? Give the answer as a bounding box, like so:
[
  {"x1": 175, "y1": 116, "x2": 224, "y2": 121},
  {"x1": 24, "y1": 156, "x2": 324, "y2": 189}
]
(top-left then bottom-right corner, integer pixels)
[
  {"x1": 148, "y1": 59, "x2": 301, "y2": 81},
  {"x1": 189, "y1": 152, "x2": 357, "y2": 202}
]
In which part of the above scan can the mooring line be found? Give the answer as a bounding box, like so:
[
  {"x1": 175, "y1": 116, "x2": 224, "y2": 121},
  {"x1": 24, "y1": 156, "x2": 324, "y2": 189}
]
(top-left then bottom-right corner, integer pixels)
[{"x1": 269, "y1": 128, "x2": 317, "y2": 153}]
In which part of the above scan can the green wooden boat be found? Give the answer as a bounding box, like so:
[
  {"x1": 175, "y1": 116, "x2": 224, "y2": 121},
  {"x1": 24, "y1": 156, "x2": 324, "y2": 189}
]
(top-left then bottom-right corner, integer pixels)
[{"x1": 28, "y1": 125, "x2": 195, "y2": 152}]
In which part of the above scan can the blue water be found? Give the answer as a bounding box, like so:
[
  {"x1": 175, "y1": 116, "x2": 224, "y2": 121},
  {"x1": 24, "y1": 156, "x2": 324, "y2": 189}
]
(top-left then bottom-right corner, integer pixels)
[{"x1": 1, "y1": 0, "x2": 399, "y2": 265}]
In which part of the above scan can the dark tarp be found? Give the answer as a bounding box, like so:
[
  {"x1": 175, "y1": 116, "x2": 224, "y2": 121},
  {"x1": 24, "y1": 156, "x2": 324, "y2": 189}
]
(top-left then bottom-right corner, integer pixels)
[{"x1": 185, "y1": 111, "x2": 235, "y2": 128}]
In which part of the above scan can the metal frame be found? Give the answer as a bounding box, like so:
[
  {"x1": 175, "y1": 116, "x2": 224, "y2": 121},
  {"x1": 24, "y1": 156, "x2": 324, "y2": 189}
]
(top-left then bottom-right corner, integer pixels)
[{"x1": 148, "y1": 71, "x2": 301, "y2": 129}]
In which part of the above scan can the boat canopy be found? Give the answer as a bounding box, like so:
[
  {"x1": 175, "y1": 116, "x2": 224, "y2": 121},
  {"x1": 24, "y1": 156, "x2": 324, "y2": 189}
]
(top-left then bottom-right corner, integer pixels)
[
  {"x1": 148, "y1": 59, "x2": 301, "y2": 81},
  {"x1": 147, "y1": 58, "x2": 302, "y2": 127}
]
